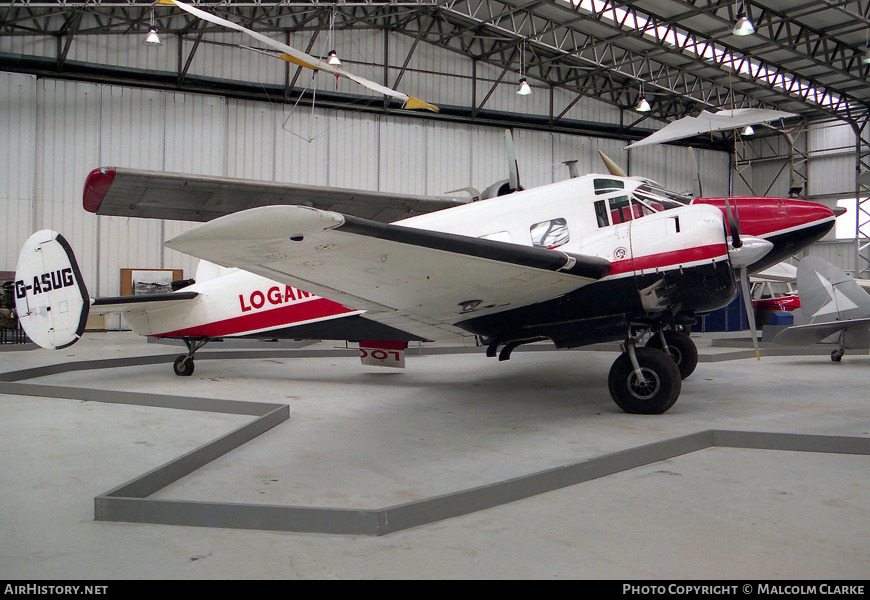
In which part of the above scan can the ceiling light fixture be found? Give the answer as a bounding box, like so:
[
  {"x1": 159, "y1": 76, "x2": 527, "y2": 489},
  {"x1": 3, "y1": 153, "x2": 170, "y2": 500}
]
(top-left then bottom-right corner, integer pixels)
[
  {"x1": 517, "y1": 77, "x2": 532, "y2": 95},
  {"x1": 327, "y1": 50, "x2": 341, "y2": 66},
  {"x1": 732, "y1": 1, "x2": 755, "y2": 36},
  {"x1": 742, "y1": 124, "x2": 755, "y2": 136},
  {"x1": 517, "y1": 38, "x2": 532, "y2": 96},
  {"x1": 636, "y1": 82, "x2": 651, "y2": 112},
  {"x1": 144, "y1": 9, "x2": 160, "y2": 45}
]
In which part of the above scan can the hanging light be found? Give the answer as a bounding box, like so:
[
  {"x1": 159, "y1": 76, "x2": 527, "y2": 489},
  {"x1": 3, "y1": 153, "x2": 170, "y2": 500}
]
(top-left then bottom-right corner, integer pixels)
[
  {"x1": 636, "y1": 97, "x2": 651, "y2": 112},
  {"x1": 742, "y1": 124, "x2": 755, "y2": 136},
  {"x1": 144, "y1": 9, "x2": 160, "y2": 45},
  {"x1": 516, "y1": 37, "x2": 532, "y2": 96},
  {"x1": 517, "y1": 77, "x2": 532, "y2": 96},
  {"x1": 327, "y1": 50, "x2": 341, "y2": 66},
  {"x1": 863, "y1": 47, "x2": 870, "y2": 65},
  {"x1": 732, "y1": 2, "x2": 755, "y2": 36},
  {"x1": 145, "y1": 27, "x2": 161, "y2": 45}
]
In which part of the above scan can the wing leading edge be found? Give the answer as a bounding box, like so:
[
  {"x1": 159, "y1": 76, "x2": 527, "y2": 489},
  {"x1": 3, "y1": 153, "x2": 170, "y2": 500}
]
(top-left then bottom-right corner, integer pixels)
[
  {"x1": 83, "y1": 167, "x2": 471, "y2": 224},
  {"x1": 164, "y1": 205, "x2": 611, "y2": 341}
]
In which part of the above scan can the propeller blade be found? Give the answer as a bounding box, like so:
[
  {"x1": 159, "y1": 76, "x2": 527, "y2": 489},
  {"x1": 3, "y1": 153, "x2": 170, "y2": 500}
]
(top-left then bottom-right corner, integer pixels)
[
  {"x1": 598, "y1": 151, "x2": 627, "y2": 178},
  {"x1": 506, "y1": 129, "x2": 520, "y2": 191},
  {"x1": 739, "y1": 267, "x2": 761, "y2": 360},
  {"x1": 688, "y1": 147, "x2": 703, "y2": 197},
  {"x1": 724, "y1": 197, "x2": 742, "y2": 249}
]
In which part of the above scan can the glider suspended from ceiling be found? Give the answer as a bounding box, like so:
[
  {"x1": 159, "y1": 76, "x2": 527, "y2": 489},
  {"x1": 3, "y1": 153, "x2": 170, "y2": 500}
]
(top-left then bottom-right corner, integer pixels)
[
  {"x1": 157, "y1": 0, "x2": 438, "y2": 112},
  {"x1": 625, "y1": 108, "x2": 796, "y2": 149}
]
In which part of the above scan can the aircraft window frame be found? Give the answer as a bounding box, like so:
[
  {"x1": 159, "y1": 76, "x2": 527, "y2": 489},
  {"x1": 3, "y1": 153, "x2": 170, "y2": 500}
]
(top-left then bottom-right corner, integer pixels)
[
  {"x1": 530, "y1": 218, "x2": 569, "y2": 249},
  {"x1": 594, "y1": 200, "x2": 610, "y2": 228},
  {"x1": 594, "y1": 178, "x2": 625, "y2": 195}
]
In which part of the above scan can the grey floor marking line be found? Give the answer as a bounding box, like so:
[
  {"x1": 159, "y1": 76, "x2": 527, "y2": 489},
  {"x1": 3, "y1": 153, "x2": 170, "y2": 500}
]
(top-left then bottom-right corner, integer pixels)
[{"x1": 2, "y1": 353, "x2": 867, "y2": 536}]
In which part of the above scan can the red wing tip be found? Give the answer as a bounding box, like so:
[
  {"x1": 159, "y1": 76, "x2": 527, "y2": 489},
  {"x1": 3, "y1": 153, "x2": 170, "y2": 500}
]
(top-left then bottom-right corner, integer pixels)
[{"x1": 82, "y1": 167, "x2": 117, "y2": 213}]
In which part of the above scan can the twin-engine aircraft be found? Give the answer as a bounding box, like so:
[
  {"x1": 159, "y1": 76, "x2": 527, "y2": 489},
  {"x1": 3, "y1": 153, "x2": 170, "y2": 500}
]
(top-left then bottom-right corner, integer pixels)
[{"x1": 15, "y1": 153, "x2": 837, "y2": 414}]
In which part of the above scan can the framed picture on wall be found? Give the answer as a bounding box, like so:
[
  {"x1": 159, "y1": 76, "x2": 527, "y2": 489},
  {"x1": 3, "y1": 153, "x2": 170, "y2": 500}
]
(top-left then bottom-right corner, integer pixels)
[{"x1": 120, "y1": 268, "x2": 184, "y2": 296}]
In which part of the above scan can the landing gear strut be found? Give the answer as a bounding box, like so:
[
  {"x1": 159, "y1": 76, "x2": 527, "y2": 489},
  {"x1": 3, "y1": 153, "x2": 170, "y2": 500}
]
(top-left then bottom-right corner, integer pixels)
[
  {"x1": 173, "y1": 338, "x2": 209, "y2": 376},
  {"x1": 608, "y1": 336, "x2": 681, "y2": 414}
]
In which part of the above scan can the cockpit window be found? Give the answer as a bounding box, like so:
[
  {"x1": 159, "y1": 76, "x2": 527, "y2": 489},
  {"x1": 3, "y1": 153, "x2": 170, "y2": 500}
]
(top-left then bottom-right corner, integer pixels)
[
  {"x1": 608, "y1": 195, "x2": 653, "y2": 223},
  {"x1": 594, "y1": 178, "x2": 624, "y2": 195},
  {"x1": 633, "y1": 183, "x2": 692, "y2": 212}
]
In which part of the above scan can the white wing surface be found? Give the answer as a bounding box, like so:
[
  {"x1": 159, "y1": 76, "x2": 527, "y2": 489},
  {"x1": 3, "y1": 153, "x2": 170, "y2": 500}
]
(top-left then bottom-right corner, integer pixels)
[{"x1": 164, "y1": 206, "x2": 611, "y2": 341}]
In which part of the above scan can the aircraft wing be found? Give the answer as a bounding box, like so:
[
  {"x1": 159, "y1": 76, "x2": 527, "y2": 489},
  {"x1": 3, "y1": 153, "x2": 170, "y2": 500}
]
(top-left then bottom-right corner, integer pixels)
[
  {"x1": 164, "y1": 205, "x2": 612, "y2": 341},
  {"x1": 83, "y1": 167, "x2": 471, "y2": 224},
  {"x1": 773, "y1": 317, "x2": 870, "y2": 346},
  {"x1": 89, "y1": 292, "x2": 199, "y2": 315}
]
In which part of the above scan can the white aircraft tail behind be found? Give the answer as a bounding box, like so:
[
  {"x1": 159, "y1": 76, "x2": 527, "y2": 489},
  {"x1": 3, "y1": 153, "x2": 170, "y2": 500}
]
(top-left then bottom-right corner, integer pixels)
[
  {"x1": 774, "y1": 257, "x2": 870, "y2": 360},
  {"x1": 14, "y1": 230, "x2": 90, "y2": 349}
]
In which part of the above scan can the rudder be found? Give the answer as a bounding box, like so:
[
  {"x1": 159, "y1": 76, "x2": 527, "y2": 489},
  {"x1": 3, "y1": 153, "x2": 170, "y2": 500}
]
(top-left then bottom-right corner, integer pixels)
[{"x1": 14, "y1": 230, "x2": 90, "y2": 349}]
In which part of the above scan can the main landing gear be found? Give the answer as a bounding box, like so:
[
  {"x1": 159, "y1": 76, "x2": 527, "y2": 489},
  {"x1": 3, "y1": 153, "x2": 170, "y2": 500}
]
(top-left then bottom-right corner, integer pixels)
[
  {"x1": 173, "y1": 337, "x2": 209, "y2": 377},
  {"x1": 607, "y1": 327, "x2": 698, "y2": 414}
]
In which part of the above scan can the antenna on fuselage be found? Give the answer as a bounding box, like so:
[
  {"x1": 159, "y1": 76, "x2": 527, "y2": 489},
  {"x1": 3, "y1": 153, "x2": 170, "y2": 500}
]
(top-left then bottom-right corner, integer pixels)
[{"x1": 563, "y1": 160, "x2": 579, "y2": 179}]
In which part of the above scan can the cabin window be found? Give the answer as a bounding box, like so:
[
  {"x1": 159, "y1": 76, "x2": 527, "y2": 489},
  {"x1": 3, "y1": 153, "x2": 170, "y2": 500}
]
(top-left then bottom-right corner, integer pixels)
[
  {"x1": 481, "y1": 231, "x2": 512, "y2": 243},
  {"x1": 594, "y1": 200, "x2": 610, "y2": 228},
  {"x1": 594, "y1": 178, "x2": 624, "y2": 195},
  {"x1": 530, "y1": 218, "x2": 569, "y2": 248}
]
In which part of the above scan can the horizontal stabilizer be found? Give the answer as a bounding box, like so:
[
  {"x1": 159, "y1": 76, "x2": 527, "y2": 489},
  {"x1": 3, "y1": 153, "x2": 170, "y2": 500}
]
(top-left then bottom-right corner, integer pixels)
[
  {"x1": 774, "y1": 317, "x2": 870, "y2": 346},
  {"x1": 14, "y1": 230, "x2": 90, "y2": 349},
  {"x1": 90, "y1": 292, "x2": 199, "y2": 315}
]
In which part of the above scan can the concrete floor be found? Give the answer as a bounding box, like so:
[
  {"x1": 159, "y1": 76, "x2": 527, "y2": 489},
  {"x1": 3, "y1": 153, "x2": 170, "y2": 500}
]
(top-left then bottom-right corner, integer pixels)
[{"x1": 0, "y1": 331, "x2": 868, "y2": 579}]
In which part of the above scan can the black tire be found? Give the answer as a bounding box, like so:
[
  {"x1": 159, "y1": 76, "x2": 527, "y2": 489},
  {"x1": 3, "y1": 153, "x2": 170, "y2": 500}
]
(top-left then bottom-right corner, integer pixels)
[
  {"x1": 831, "y1": 349, "x2": 844, "y2": 362},
  {"x1": 608, "y1": 347, "x2": 681, "y2": 414},
  {"x1": 173, "y1": 355, "x2": 195, "y2": 376},
  {"x1": 646, "y1": 330, "x2": 698, "y2": 380}
]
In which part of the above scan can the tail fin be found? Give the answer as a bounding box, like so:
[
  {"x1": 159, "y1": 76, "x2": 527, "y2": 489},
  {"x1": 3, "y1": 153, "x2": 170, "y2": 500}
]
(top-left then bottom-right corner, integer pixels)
[
  {"x1": 14, "y1": 230, "x2": 90, "y2": 349},
  {"x1": 797, "y1": 256, "x2": 870, "y2": 324}
]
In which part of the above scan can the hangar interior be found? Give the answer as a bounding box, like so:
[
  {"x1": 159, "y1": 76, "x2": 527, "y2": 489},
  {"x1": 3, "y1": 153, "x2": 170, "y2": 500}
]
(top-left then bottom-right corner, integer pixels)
[{"x1": 1, "y1": 0, "x2": 869, "y2": 579}]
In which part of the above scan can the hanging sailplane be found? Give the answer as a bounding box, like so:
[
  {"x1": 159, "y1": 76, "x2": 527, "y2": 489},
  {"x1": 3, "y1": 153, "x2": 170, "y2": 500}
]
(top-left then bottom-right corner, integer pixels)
[
  {"x1": 15, "y1": 145, "x2": 838, "y2": 414},
  {"x1": 624, "y1": 108, "x2": 796, "y2": 149},
  {"x1": 156, "y1": 0, "x2": 438, "y2": 112}
]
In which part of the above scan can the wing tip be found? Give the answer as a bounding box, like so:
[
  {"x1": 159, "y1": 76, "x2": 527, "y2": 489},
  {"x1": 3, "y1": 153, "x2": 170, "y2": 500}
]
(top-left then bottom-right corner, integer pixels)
[{"x1": 83, "y1": 167, "x2": 117, "y2": 214}]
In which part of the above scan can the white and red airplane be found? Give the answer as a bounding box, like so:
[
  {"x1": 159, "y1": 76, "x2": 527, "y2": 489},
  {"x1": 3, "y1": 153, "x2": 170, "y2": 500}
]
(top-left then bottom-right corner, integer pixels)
[{"x1": 14, "y1": 153, "x2": 837, "y2": 415}]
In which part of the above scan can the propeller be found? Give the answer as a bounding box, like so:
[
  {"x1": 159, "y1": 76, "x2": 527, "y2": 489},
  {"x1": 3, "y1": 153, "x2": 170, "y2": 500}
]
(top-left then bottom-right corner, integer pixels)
[
  {"x1": 506, "y1": 129, "x2": 521, "y2": 192},
  {"x1": 598, "y1": 150, "x2": 628, "y2": 178},
  {"x1": 477, "y1": 129, "x2": 525, "y2": 199}
]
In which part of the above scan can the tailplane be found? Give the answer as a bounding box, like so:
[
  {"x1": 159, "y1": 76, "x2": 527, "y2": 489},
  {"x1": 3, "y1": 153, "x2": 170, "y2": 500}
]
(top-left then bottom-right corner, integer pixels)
[{"x1": 14, "y1": 230, "x2": 90, "y2": 349}]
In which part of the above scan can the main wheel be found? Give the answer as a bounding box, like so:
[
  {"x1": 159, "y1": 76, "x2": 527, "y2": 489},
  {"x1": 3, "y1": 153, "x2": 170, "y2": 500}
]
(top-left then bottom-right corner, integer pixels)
[
  {"x1": 608, "y1": 347, "x2": 681, "y2": 414},
  {"x1": 173, "y1": 355, "x2": 195, "y2": 376},
  {"x1": 646, "y1": 330, "x2": 698, "y2": 380}
]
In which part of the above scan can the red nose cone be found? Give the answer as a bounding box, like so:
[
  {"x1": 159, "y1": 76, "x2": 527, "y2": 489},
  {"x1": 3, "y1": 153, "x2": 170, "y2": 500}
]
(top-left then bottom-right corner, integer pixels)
[{"x1": 694, "y1": 196, "x2": 835, "y2": 238}]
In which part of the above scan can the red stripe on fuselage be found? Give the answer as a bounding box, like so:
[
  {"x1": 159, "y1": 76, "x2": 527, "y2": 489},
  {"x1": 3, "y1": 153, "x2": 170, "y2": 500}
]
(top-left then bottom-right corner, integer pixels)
[
  {"x1": 607, "y1": 243, "x2": 729, "y2": 277},
  {"x1": 153, "y1": 296, "x2": 357, "y2": 338}
]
